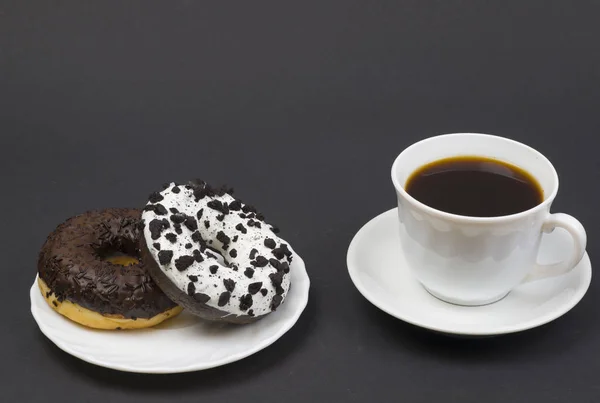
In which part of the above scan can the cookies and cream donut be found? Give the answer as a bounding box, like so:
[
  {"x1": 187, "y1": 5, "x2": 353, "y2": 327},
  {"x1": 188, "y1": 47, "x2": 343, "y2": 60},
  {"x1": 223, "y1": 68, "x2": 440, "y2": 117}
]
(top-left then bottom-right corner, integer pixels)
[
  {"x1": 140, "y1": 180, "x2": 292, "y2": 324},
  {"x1": 37, "y1": 208, "x2": 182, "y2": 330}
]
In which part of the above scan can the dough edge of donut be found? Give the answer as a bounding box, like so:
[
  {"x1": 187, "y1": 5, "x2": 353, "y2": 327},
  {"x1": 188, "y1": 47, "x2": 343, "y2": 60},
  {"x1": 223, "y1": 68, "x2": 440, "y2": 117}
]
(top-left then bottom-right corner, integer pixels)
[{"x1": 37, "y1": 278, "x2": 183, "y2": 330}]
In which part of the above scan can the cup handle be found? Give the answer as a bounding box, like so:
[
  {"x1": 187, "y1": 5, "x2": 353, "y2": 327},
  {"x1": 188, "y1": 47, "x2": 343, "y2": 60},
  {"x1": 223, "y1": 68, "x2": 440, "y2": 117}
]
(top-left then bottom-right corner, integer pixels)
[{"x1": 522, "y1": 213, "x2": 587, "y2": 283}]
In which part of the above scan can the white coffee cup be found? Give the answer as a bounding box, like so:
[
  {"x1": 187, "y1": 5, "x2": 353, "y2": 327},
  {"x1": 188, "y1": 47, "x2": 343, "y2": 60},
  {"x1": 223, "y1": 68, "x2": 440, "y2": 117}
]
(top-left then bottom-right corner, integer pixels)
[{"x1": 391, "y1": 133, "x2": 587, "y2": 306}]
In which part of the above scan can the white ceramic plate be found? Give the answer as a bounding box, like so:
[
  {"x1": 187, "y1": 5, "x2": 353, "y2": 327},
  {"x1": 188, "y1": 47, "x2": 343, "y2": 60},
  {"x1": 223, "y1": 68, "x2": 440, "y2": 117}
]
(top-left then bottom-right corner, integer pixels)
[
  {"x1": 347, "y1": 208, "x2": 592, "y2": 336},
  {"x1": 31, "y1": 250, "x2": 310, "y2": 373}
]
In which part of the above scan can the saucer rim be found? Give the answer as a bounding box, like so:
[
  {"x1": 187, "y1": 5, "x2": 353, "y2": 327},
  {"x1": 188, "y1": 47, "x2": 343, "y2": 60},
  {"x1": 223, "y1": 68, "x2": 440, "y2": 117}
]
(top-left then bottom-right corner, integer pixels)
[{"x1": 347, "y1": 208, "x2": 592, "y2": 336}]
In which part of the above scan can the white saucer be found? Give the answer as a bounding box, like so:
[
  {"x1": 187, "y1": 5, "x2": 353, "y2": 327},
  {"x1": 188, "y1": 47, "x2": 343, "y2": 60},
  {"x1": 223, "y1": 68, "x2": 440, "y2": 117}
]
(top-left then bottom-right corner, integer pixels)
[
  {"x1": 31, "y1": 247, "x2": 310, "y2": 373},
  {"x1": 347, "y1": 208, "x2": 592, "y2": 336}
]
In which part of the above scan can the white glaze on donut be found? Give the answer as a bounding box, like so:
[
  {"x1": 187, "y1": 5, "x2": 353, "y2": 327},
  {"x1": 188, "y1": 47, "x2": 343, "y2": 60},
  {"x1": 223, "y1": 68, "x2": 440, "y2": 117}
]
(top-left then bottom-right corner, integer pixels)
[{"x1": 142, "y1": 182, "x2": 292, "y2": 318}]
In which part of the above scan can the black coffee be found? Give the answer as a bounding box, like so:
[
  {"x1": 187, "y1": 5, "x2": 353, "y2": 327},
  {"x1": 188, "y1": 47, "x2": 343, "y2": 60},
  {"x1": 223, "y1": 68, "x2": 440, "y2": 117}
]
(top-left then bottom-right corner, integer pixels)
[{"x1": 405, "y1": 156, "x2": 543, "y2": 217}]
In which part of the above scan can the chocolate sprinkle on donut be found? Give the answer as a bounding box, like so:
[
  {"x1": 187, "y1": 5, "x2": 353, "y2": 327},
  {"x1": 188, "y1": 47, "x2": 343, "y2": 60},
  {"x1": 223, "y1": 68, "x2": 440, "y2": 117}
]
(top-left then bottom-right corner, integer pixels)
[
  {"x1": 229, "y1": 249, "x2": 238, "y2": 258},
  {"x1": 244, "y1": 268, "x2": 254, "y2": 278},
  {"x1": 172, "y1": 186, "x2": 181, "y2": 194},
  {"x1": 185, "y1": 243, "x2": 193, "y2": 249},
  {"x1": 260, "y1": 288, "x2": 268, "y2": 296},
  {"x1": 165, "y1": 233, "x2": 177, "y2": 243},
  {"x1": 188, "y1": 275, "x2": 198, "y2": 282},
  {"x1": 169, "y1": 208, "x2": 179, "y2": 214},
  {"x1": 153, "y1": 242, "x2": 161, "y2": 250},
  {"x1": 209, "y1": 265, "x2": 219, "y2": 274}
]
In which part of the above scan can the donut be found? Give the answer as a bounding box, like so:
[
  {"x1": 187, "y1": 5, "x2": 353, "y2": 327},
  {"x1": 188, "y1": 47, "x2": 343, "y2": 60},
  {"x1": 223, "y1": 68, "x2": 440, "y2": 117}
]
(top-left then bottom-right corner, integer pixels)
[
  {"x1": 140, "y1": 180, "x2": 292, "y2": 324},
  {"x1": 38, "y1": 208, "x2": 182, "y2": 330}
]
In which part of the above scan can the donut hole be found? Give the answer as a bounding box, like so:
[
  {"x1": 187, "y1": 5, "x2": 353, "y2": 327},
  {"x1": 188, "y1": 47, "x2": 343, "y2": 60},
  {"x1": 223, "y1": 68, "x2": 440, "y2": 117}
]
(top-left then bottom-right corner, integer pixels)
[
  {"x1": 92, "y1": 218, "x2": 141, "y2": 266},
  {"x1": 95, "y1": 241, "x2": 140, "y2": 266},
  {"x1": 105, "y1": 254, "x2": 139, "y2": 266},
  {"x1": 207, "y1": 246, "x2": 228, "y2": 266}
]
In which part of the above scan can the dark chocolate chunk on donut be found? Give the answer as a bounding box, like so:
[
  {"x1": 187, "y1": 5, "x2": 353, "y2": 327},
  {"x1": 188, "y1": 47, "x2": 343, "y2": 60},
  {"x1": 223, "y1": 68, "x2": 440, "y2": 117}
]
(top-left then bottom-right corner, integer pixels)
[
  {"x1": 184, "y1": 216, "x2": 198, "y2": 231},
  {"x1": 149, "y1": 218, "x2": 170, "y2": 240},
  {"x1": 223, "y1": 278, "x2": 236, "y2": 292},
  {"x1": 170, "y1": 214, "x2": 185, "y2": 224},
  {"x1": 218, "y1": 292, "x2": 231, "y2": 307},
  {"x1": 264, "y1": 238, "x2": 276, "y2": 249},
  {"x1": 248, "y1": 282, "x2": 262, "y2": 294},
  {"x1": 239, "y1": 294, "x2": 253, "y2": 311},
  {"x1": 175, "y1": 255, "x2": 194, "y2": 271},
  {"x1": 149, "y1": 192, "x2": 164, "y2": 203},
  {"x1": 187, "y1": 282, "x2": 196, "y2": 296},
  {"x1": 158, "y1": 250, "x2": 173, "y2": 265}
]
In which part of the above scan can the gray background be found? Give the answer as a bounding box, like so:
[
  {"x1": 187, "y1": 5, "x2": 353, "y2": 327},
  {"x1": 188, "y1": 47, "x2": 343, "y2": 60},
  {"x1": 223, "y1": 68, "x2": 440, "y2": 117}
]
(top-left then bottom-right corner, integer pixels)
[{"x1": 2, "y1": 1, "x2": 599, "y2": 402}]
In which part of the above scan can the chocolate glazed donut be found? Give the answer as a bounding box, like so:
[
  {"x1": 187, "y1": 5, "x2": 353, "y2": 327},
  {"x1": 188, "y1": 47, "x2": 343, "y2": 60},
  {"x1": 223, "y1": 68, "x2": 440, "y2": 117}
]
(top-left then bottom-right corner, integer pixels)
[{"x1": 37, "y1": 208, "x2": 182, "y2": 330}]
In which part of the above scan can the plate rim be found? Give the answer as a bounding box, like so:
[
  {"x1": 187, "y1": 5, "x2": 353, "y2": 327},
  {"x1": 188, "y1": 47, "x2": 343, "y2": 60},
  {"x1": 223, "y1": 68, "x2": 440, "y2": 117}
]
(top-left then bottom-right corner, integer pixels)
[
  {"x1": 31, "y1": 251, "x2": 310, "y2": 373},
  {"x1": 347, "y1": 208, "x2": 592, "y2": 336}
]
